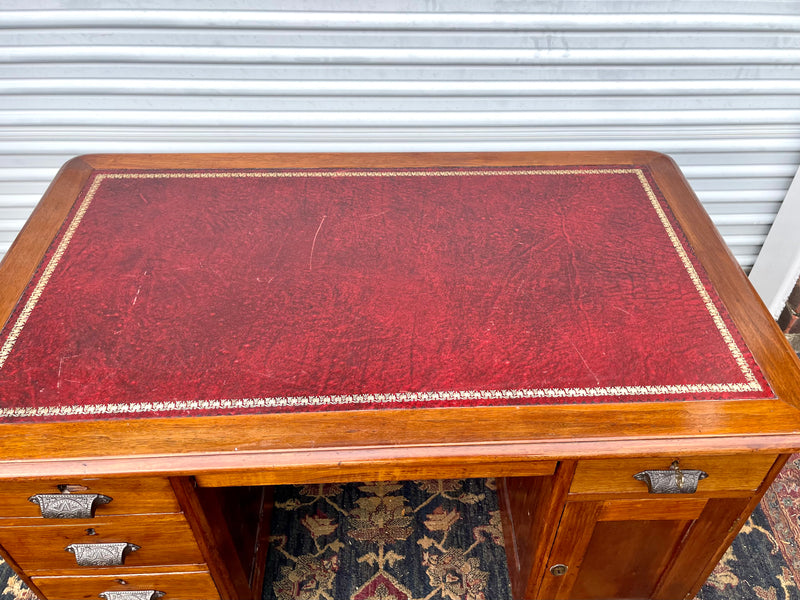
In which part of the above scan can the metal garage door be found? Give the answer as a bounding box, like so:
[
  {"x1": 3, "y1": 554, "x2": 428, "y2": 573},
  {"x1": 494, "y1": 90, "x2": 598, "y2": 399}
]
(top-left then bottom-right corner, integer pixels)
[{"x1": 2, "y1": 1, "x2": 799, "y2": 271}]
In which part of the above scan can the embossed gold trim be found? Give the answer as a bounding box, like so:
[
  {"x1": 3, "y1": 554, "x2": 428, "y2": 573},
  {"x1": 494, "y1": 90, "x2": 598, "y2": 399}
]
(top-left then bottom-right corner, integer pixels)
[
  {"x1": 633, "y1": 170, "x2": 760, "y2": 388},
  {"x1": 0, "y1": 167, "x2": 765, "y2": 418},
  {"x1": 0, "y1": 382, "x2": 767, "y2": 418}
]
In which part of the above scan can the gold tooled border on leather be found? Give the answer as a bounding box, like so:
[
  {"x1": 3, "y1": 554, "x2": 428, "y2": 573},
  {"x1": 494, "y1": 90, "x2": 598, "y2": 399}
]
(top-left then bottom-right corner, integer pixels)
[{"x1": 0, "y1": 168, "x2": 765, "y2": 417}]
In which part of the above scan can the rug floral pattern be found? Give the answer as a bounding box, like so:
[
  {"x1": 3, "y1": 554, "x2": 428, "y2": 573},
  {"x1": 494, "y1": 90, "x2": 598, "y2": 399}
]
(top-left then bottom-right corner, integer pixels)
[
  {"x1": 2, "y1": 464, "x2": 799, "y2": 600},
  {"x1": 0, "y1": 567, "x2": 34, "y2": 600},
  {"x1": 697, "y1": 454, "x2": 800, "y2": 600},
  {"x1": 263, "y1": 479, "x2": 511, "y2": 600},
  {"x1": 697, "y1": 504, "x2": 799, "y2": 600}
]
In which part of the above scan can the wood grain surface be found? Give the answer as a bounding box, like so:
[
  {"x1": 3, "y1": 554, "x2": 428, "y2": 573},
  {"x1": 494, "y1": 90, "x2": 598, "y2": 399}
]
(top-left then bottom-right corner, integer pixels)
[
  {"x1": 32, "y1": 567, "x2": 220, "y2": 600},
  {"x1": 0, "y1": 513, "x2": 204, "y2": 574},
  {"x1": 569, "y1": 454, "x2": 778, "y2": 496},
  {"x1": 0, "y1": 476, "x2": 180, "y2": 518}
]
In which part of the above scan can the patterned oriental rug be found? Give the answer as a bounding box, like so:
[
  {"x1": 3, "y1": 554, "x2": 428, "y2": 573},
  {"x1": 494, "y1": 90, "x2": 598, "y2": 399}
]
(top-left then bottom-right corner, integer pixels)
[{"x1": 1, "y1": 458, "x2": 799, "y2": 600}]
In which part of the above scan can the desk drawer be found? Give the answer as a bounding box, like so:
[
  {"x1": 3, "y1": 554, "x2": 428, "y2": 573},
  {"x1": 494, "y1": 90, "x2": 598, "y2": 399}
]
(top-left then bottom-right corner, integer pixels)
[
  {"x1": 570, "y1": 454, "x2": 778, "y2": 496},
  {"x1": 0, "y1": 514, "x2": 204, "y2": 574},
  {"x1": 32, "y1": 568, "x2": 220, "y2": 600},
  {"x1": 0, "y1": 477, "x2": 180, "y2": 519}
]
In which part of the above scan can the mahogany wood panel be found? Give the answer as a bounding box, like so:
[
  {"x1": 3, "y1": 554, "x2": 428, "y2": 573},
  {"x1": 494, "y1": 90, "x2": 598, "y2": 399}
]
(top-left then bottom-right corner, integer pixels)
[
  {"x1": 171, "y1": 477, "x2": 253, "y2": 600},
  {"x1": 195, "y1": 457, "x2": 558, "y2": 487},
  {"x1": 248, "y1": 487, "x2": 273, "y2": 599},
  {"x1": 32, "y1": 568, "x2": 220, "y2": 600},
  {"x1": 597, "y1": 497, "x2": 708, "y2": 522},
  {"x1": 213, "y1": 486, "x2": 271, "y2": 595},
  {"x1": 0, "y1": 476, "x2": 179, "y2": 518},
  {"x1": 569, "y1": 454, "x2": 777, "y2": 496},
  {"x1": 540, "y1": 495, "x2": 718, "y2": 600},
  {"x1": 0, "y1": 513, "x2": 204, "y2": 574},
  {"x1": 0, "y1": 403, "x2": 799, "y2": 481},
  {"x1": 566, "y1": 489, "x2": 753, "y2": 503},
  {"x1": 497, "y1": 461, "x2": 577, "y2": 600},
  {"x1": 569, "y1": 519, "x2": 692, "y2": 600},
  {"x1": 653, "y1": 497, "x2": 751, "y2": 600},
  {"x1": 656, "y1": 453, "x2": 792, "y2": 599},
  {"x1": 537, "y1": 500, "x2": 603, "y2": 599}
]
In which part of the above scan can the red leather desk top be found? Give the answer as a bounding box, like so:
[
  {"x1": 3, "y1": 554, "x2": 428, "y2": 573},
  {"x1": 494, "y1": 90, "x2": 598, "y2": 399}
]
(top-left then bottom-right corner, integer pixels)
[{"x1": 0, "y1": 165, "x2": 773, "y2": 422}]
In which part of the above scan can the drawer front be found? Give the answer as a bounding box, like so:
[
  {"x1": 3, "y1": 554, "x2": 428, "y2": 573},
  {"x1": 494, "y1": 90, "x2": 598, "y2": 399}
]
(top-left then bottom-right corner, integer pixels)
[
  {"x1": 570, "y1": 454, "x2": 778, "y2": 496},
  {"x1": 0, "y1": 514, "x2": 204, "y2": 574},
  {"x1": 0, "y1": 477, "x2": 180, "y2": 519},
  {"x1": 33, "y1": 569, "x2": 220, "y2": 600}
]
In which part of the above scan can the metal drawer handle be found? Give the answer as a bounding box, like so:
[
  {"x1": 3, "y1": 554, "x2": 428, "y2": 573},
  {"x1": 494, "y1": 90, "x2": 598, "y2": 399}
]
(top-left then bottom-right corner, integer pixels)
[
  {"x1": 65, "y1": 542, "x2": 140, "y2": 567},
  {"x1": 633, "y1": 460, "x2": 708, "y2": 494},
  {"x1": 29, "y1": 493, "x2": 112, "y2": 519},
  {"x1": 99, "y1": 592, "x2": 165, "y2": 600}
]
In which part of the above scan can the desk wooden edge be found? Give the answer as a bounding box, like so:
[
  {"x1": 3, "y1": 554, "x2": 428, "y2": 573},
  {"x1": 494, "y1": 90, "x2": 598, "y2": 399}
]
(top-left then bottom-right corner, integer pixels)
[{"x1": 0, "y1": 152, "x2": 799, "y2": 474}]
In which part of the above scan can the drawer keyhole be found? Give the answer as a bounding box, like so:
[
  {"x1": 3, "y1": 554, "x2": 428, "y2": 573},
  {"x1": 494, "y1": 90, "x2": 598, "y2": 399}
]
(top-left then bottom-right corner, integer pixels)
[
  {"x1": 85, "y1": 528, "x2": 97, "y2": 536},
  {"x1": 57, "y1": 484, "x2": 90, "y2": 493}
]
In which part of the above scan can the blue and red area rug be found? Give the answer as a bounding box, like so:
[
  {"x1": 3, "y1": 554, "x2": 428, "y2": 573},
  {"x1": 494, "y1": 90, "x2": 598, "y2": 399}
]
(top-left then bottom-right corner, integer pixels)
[
  {"x1": 699, "y1": 454, "x2": 800, "y2": 600},
  {"x1": 2, "y1": 457, "x2": 799, "y2": 600}
]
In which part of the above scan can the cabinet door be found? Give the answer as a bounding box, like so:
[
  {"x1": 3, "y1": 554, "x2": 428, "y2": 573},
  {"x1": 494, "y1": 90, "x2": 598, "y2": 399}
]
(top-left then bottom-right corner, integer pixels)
[{"x1": 537, "y1": 497, "x2": 748, "y2": 600}]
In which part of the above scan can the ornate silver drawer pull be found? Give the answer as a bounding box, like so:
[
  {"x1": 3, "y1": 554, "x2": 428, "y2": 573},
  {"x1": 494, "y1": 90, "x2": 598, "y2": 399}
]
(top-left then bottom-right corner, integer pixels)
[
  {"x1": 99, "y1": 591, "x2": 165, "y2": 600},
  {"x1": 65, "y1": 542, "x2": 140, "y2": 567},
  {"x1": 28, "y1": 493, "x2": 112, "y2": 519},
  {"x1": 633, "y1": 460, "x2": 708, "y2": 494}
]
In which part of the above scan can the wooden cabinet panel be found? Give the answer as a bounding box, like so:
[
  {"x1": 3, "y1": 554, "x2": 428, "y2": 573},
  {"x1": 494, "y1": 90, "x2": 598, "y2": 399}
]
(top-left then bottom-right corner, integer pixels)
[
  {"x1": 540, "y1": 499, "x2": 697, "y2": 599},
  {"x1": 0, "y1": 477, "x2": 180, "y2": 519},
  {"x1": 539, "y1": 495, "x2": 752, "y2": 599},
  {"x1": 569, "y1": 519, "x2": 691, "y2": 599},
  {"x1": 537, "y1": 501, "x2": 602, "y2": 599},
  {"x1": 498, "y1": 463, "x2": 576, "y2": 600},
  {"x1": 570, "y1": 454, "x2": 776, "y2": 496},
  {"x1": 33, "y1": 568, "x2": 220, "y2": 600},
  {"x1": 0, "y1": 514, "x2": 204, "y2": 574},
  {"x1": 173, "y1": 479, "x2": 271, "y2": 600},
  {"x1": 653, "y1": 497, "x2": 751, "y2": 599},
  {"x1": 596, "y1": 497, "x2": 707, "y2": 521}
]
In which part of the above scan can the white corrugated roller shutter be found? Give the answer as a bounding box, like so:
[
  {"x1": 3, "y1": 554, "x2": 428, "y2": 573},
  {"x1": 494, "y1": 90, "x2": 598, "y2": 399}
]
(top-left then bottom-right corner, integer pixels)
[{"x1": 1, "y1": 1, "x2": 799, "y2": 271}]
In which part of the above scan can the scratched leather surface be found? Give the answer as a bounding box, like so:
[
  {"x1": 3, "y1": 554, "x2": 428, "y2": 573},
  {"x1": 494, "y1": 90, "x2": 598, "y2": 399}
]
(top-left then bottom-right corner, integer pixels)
[{"x1": 0, "y1": 167, "x2": 773, "y2": 421}]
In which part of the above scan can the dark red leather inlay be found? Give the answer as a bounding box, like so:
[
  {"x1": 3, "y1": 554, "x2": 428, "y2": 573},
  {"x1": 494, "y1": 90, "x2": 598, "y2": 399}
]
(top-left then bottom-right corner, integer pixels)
[{"x1": 0, "y1": 167, "x2": 773, "y2": 421}]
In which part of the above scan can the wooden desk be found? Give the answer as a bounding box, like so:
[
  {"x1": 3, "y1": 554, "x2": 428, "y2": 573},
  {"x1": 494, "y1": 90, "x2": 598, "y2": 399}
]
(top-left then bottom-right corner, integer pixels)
[{"x1": 0, "y1": 152, "x2": 799, "y2": 600}]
